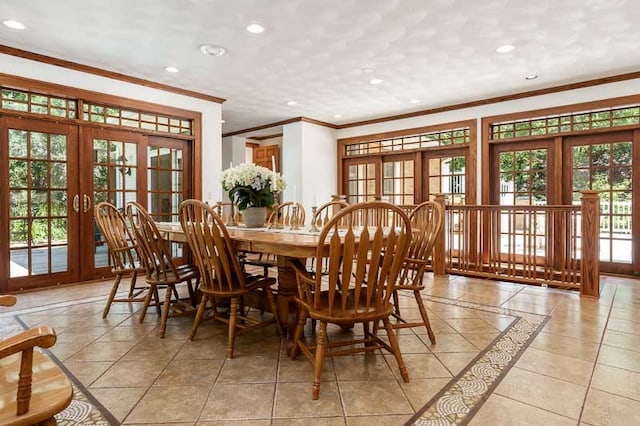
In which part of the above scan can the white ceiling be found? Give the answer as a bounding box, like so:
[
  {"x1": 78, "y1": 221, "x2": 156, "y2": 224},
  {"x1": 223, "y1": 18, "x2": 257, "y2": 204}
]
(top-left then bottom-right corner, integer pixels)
[{"x1": 1, "y1": 0, "x2": 639, "y2": 134}]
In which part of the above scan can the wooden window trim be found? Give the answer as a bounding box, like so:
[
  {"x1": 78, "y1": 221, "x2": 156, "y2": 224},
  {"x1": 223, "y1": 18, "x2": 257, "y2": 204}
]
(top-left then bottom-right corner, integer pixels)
[
  {"x1": 0, "y1": 72, "x2": 203, "y2": 200},
  {"x1": 338, "y1": 119, "x2": 477, "y2": 205},
  {"x1": 481, "y1": 94, "x2": 640, "y2": 204}
]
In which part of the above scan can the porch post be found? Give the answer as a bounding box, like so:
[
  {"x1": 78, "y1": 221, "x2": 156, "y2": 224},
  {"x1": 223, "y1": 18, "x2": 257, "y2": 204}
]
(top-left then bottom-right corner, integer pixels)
[
  {"x1": 433, "y1": 193, "x2": 447, "y2": 276},
  {"x1": 580, "y1": 190, "x2": 600, "y2": 298}
]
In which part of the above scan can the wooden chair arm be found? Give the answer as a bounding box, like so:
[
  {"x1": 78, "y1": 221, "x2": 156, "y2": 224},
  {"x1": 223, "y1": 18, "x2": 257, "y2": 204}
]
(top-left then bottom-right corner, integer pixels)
[
  {"x1": 0, "y1": 295, "x2": 17, "y2": 307},
  {"x1": 0, "y1": 327, "x2": 57, "y2": 359}
]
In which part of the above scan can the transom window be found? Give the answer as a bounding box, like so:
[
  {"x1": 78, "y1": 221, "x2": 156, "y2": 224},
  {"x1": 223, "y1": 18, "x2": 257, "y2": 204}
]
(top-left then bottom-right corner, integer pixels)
[
  {"x1": 491, "y1": 105, "x2": 640, "y2": 140},
  {"x1": 1, "y1": 88, "x2": 77, "y2": 119},
  {"x1": 345, "y1": 127, "x2": 470, "y2": 156},
  {"x1": 83, "y1": 103, "x2": 192, "y2": 135}
]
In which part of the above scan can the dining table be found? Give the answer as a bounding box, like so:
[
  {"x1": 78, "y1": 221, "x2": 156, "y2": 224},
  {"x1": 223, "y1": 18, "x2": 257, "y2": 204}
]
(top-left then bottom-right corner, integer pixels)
[{"x1": 155, "y1": 222, "x2": 326, "y2": 349}]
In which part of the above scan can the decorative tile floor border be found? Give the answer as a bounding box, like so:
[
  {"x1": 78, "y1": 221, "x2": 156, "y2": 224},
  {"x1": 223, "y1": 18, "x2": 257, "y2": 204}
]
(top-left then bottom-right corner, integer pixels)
[
  {"x1": 407, "y1": 295, "x2": 550, "y2": 425},
  {"x1": 4, "y1": 291, "x2": 550, "y2": 425}
]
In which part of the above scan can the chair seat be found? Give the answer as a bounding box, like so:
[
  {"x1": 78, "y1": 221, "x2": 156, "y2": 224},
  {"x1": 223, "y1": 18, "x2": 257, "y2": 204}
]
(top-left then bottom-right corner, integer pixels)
[
  {"x1": 296, "y1": 292, "x2": 393, "y2": 323},
  {"x1": 148, "y1": 264, "x2": 200, "y2": 285},
  {"x1": 0, "y1": 351, "x2": 73, "y2": 426},
  {"x1": 197, "y1": 274, "x2": 276, "y2": 298},
  {"x1": 394, "y1": 283, "x2": 425, "y2": 291}
]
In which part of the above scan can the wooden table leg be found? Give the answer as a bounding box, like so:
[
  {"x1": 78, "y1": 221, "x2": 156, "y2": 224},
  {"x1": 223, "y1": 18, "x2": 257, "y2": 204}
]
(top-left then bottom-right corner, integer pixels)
[{"x1": 276, "y1": 256, "x2": 301, "y2": 353}]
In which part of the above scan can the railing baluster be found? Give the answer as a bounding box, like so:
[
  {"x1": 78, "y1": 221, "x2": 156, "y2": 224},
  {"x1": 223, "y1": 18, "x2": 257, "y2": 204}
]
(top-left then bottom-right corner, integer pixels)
[{"x1": 432, "y1": 200, "x2": 598, "y2": 296}]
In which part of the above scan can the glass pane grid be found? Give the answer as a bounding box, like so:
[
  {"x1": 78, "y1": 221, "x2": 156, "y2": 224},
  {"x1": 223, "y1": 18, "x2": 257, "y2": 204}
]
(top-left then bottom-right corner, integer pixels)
[
  {"x1": 8, "y1": 129, "x2": 69, "y2": 277},
  {"x1": 345, "y1": 127, "x2": 470, "y2": 157},
  {"x1": 1, "y1": 87, "x2": 77, "y2": 119},
  {"x1": 83, "y1": 102, "x2": 192, "y2": 135},
  {"x1": 499, "y1": 149, "x2": 548, "y2": 206},
  {"x1": 429, "y1": 156, "x2": 466, "y2": 204},
  {"x1": 572, "y1": 141, "x2": 632, "y2": 263},
  {"x1": 347, "y1": 163, "x2": 377, "y2": 203},
  {"x1": 491, "y1": 105, "x2": 640, "y2": 140}
]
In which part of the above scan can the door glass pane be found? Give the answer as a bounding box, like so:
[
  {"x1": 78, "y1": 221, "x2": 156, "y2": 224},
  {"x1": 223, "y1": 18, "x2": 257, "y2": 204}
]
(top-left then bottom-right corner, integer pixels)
[
  {"x1": 429, "y1": 156, "x2": 466, "y2": 205},
  {"x1": 382, "y1": 159, "x2": 414, "y2": 205},
  {"x1": 347, "y1": 162, "x2": 376, "y2": 204},
  {"x1": 93, "y1": 138, "x2": 138, "y2": 268},
  {"x1": 572, "y1": 141, "x2": 632, "y2": 263},
  {"x1": 148, "y1": 144, "x2": 186, "y2": 258},
  {"x1": 8, "y1": 128, "x2": 69, "y2": 277},
  {"x1": 499, "y1": 149, "x2": 547, "y2": 205}
]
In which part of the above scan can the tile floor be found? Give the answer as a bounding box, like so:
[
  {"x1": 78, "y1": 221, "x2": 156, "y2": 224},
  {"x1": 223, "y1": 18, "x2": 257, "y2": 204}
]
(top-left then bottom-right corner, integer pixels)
[{"x1": 1, "y1": 273, "x2": 640, "y2": 425}]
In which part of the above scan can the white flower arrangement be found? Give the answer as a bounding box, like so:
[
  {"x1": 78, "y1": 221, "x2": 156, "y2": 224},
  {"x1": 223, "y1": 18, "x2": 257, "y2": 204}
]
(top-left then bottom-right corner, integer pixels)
[{"x1": 220, "y1": 163, "x2": 286, "y2": 210}]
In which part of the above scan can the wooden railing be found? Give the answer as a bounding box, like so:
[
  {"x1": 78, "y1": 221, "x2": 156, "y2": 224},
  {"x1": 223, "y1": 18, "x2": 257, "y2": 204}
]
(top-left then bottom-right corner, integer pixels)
[{"x1": 430, "y1": 191, "x2": 600, "y2": 297}]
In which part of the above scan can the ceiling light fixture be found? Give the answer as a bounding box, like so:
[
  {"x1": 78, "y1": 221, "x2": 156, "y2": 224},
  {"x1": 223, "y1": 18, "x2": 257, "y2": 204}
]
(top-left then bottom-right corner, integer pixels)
[
  {"x1": 525, "y1": 74, "x2": 538, "y2": 80},
  {"x1": 370, "y1": 78, "x2": 383, "y2": 85},
  {"x1": 334, "y1": 114, "x2": 342, "y2": 118},
  {"x1": 496, "y1": 44, "x2": 515, "y2": 53},
  {"x1": 164, "y1": 66, "x2": 179, "y2": 73},
  {"x1": 200, "y1": 44, "x2": 226, "y2": 56},
  {"x1": 220, "y1": 119, "x2": 226, "y2": 123},
  {"x1": 3, "y1": 20, "x2": 25, "y2": 30},
  {"x1": 246, "y1": 23, "x2": 265, "y2": 33},
  {"x1": 410, "y1": 99, "x2": 420, "y2": 104},
  {"x1": 286, "y1": 100, "x2": 297, "y2": 106}
]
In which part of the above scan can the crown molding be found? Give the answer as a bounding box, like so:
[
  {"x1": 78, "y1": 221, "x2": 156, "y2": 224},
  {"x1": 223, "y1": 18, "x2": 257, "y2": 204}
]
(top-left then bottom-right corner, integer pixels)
[{"x1": 0, "y1": 45, "x2": 225, "y2": 104}]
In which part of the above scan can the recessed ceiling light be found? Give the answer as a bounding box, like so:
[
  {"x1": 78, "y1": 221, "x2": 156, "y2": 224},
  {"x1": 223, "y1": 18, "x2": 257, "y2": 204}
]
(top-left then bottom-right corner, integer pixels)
[
  {"x1": 164, "y1": 66, "x2": 179, "y2": 73},
  {"x1": 3, "y1": 20, "x2": 25, "y2": 30},
  {"x1": 525, "y1": 74, "x2": 538, "y2": 80},
  {"x1": 334, "y1": 114, "x2": 342, "y2": 118},
  {"x1": 496, "y1": 44, "x2": 515, "y2": 53},
  {"x1": 246, "y1": 23, "x2": 265, "y2": 33},
  {"x1": 286, "y1": 100, "x2": 297, "y2": 106},
  {"x1": 200, "y1": 44, "x2": 226, "y2": 56},
  {"x1": 220, "y1": 119, "x2": 226, "y2": 123},
  {"x1": 410, "y1": 99, "x2": 420, "y2": 104},
  {"x1": 370, "y1": 78, "x2": 383, "y2": 85}
]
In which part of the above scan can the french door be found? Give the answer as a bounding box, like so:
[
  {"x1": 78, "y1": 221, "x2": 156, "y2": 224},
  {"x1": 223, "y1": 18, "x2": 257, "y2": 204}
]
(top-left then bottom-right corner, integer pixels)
[
  {"x1": 344, "y1": 150, "x2": 469, "y2": 206},
  {"x1": 0, "y1": 117, "x2": 79, "y2": 291},
  {"x1": 489, "y1": 132, "x2": 640, "y2": 274},
  {"x1": 563, "y1": 131, "x2": 639, "y2": 274},
  {"x1": 1, "y1": 119, "x2": 193, "y2": 291}
]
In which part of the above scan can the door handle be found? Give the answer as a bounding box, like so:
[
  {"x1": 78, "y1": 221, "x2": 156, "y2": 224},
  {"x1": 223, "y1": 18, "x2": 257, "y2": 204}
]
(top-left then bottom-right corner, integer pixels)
[
  {"x1": 73, "y1": 194, "x2": 80, "y2": 213},
  {"x1": 83, "y1": 194, "x2": 92, "y2": 213}
]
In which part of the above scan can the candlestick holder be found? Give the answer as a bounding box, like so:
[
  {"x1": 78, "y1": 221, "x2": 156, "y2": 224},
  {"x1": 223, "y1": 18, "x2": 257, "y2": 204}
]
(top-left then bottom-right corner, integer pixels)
[
  {"x1": 226, "y1": 200, "x2": 237, "y2": 227},
  {"x1": 290, "y1": 205, "x2": 301, "y2": 230},
  {"x1": 269, "y1": 203, "x2": 283, "y2": 229},
  {"x1": 308, "y1": 206, "x2": 320, "y2": 232}
]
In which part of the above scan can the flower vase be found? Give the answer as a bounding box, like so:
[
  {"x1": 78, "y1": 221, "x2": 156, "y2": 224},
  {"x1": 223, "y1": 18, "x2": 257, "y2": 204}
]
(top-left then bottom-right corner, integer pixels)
[{"x1": 242, "y1": 207, "x2": 267, "y2": 228}]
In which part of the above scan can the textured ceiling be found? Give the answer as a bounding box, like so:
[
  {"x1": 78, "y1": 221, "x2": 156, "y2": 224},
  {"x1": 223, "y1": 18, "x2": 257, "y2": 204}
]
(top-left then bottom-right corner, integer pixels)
[{"x1": 1, "y1": 0, "x2": 639, "y2": 134}]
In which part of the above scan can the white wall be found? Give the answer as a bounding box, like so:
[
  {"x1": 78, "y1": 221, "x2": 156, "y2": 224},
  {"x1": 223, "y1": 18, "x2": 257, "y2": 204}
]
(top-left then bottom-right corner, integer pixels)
[
  {"x1": 282, "y1": 122, "x2": 303, "y2": 204},
  {"x1": 0, "y1": 53, "x2": 223, "y2": 200},
  {"x1": 300, "y1": 122, "x2": 337, "y2": 212},
  {"x1": 279, "y1": 122, "x2": 337, "y2": 218}
]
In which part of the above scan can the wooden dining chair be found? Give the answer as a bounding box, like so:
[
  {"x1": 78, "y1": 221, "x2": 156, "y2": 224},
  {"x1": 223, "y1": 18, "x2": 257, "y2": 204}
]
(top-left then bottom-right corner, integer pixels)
[
  {"x1": 390, "y1": 200, "x2": 445, "y2": 344},
  {"x1": 94, "y1": 201, "x2": 151, "y2": 319},
  {"x1": 307, "y1": 199, "x2": 350, "y2": 277},
  {"x1": 214, "y1": 201, "x2": 242, "y2": 225},
  {"x1": 0, "y1": 295, "x2": 73, "y2": 426},
  {"x1": 126, "y1": 201, "x2": 200, "y2": 338},
  {"x1": 243, "y1": 201, "x2": 306, "y2": 276},
  {"x1": 179, "y1": 199, "x2": 281, "y2": 358},
  {"x1": 288, "y1": 201, "x2": 412, "y2": 399},
  {"x1": 309, "y1": 199, "x2": 349, "y2": 229},
  {"x1": 267, "y1": 201, "x2": 305, "y2": 228}
]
